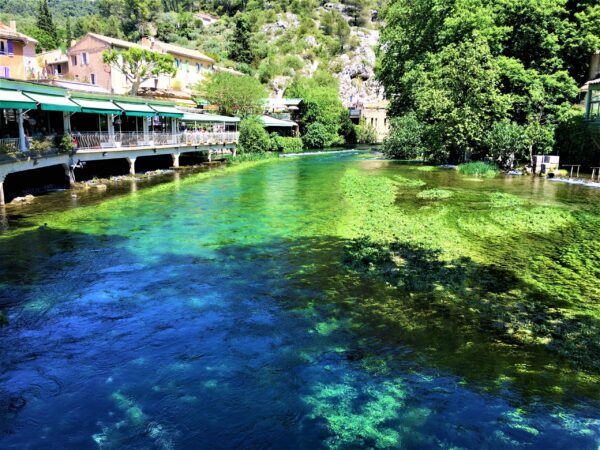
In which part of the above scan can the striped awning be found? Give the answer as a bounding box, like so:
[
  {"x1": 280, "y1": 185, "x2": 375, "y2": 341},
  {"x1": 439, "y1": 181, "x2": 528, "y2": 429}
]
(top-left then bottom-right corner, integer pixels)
[
  {"x1": 71, "y1": 97, "x2": 122, "y2": 115},
  {"x1": 24, "y1": 92, "x2": 81, "y2": 113},
  {"x1": 0, "y1": 89, "x2": 37, "y2": 110}
]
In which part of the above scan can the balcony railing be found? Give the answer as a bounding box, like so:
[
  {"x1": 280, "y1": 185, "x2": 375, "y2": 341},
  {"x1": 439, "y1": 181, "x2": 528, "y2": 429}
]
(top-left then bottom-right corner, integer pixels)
[{"x1": 75, "y1": 131, "x2": 239, "y2": 150}]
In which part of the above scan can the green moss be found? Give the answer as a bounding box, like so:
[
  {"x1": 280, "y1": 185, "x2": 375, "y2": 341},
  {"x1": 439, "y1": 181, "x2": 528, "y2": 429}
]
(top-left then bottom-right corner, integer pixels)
[{"x1": 416, "y1": 188, "x2": 453, "y2": 200}]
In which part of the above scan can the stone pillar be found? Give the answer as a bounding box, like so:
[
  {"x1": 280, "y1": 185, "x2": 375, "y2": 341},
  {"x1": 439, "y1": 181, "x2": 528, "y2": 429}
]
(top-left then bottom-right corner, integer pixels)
[
  {"x1": 18, "y1": 109, "x2": 27, "y2": 152},
  {"x1": 0, "y1": 180, "x2": 5, "y2": 206},
  {"x1": 127, "y1": 157, "x2": 136, "y2": 175},
  {"x1": 171, "y1": 118, "x2": 177, "y2": 135},
  {"x1": 172, "y1": 153, "x2": 180, "y2": 168},
  {"x1": 63, "y1": 112, "x2": 72, "y2": 133},
  {"x1": 62, "y1": 163, "x2": 75, "y2": 185},
  {"x1": 232, "y1": 147, "x2": 237, "y2": 157},
  {"x1": 207, "y1": 151, "x2": 212, "y2": 163}
]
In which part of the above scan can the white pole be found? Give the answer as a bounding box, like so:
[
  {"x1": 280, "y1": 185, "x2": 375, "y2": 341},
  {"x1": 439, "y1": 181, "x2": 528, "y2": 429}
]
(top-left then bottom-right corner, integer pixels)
[
  {"x1": 108, "y1": 114, "x2": 115, "y2": 145},
  {"x1": 18, "y1": 109, "x2": 26, "y2": 152}
]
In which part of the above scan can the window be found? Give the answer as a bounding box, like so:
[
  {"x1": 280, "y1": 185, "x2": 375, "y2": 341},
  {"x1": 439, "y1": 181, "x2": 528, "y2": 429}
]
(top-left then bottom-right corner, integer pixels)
[
  {"x1": 0, "y1": 66, "x2": 9, "y2": 78},
  {"x1": 0, "y1": 40, "x2": 13, "y2": 56},
  {"x1": 71, "y1": 55, "x2": 77, "y2": 66},
  {"x1": 81, "y1": 52, "x2": 89, "y2": 65},
  {"x1": 90, "y1": 73, "x2": 96, "y2": 85},
  {"x1": 175, "y1": 58, "x2": 181, "y2": 68},
  {"x1": 185, "y1": 60, "x2": 189, "y2": 72},
  {"x1": 197, "y1": 63, "x2": 202, "y2": 73}
]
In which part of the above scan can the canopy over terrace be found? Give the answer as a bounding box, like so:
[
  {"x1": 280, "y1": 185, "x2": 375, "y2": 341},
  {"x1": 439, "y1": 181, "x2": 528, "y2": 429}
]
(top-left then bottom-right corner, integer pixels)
[
  {"x1": 180, "y1": 111, "x2": 240, "y2": 131},
  {"x1": 0, "y1": 79, "x2": 184, "y2": 151}
]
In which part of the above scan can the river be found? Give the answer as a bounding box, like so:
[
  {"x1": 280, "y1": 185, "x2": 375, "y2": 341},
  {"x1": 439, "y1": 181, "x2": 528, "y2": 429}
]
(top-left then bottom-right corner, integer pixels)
[{"x1": 0, "y1": 152, "x2": 599, "y2": 449}]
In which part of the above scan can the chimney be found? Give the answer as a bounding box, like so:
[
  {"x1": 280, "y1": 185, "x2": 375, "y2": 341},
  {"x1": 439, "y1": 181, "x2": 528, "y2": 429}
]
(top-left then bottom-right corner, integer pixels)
[
  {"x1": 70, "y1": 39, "x2": 76, "y2": 47},
  {"x1": 9, "y1": 21, "x2": 16, "y2": 31}
]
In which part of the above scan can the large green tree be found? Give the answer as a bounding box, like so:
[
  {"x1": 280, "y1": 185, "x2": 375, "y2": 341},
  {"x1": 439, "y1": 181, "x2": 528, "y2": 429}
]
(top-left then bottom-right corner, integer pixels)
[
  {"x1": 229, "y1": 12, "x2": 254, "y2": 64},
  {"x1": 197, "y1": 72, "x2": 266, "y2": 117},
  {"x1": 102, "y1": 48, "x2": 176, "y2": 95},
  {"x1": 378, "y1": 0, "x2": 598, "y2": 164},
  {"x1": 36, "y1": 0, "x2": 58, "y2": 48}
]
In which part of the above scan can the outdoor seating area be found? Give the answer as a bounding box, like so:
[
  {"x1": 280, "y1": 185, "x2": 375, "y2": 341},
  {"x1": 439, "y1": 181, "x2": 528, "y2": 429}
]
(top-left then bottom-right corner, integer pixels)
[{"x1": 0, "y1": 78, "x2": 239, "y2": 159}]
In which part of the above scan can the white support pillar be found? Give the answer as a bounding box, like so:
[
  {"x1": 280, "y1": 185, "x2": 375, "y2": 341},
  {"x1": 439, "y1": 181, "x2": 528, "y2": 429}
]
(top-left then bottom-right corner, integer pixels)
[
  {"x1": 127, "y1": 157, "x2": 136, "y2": 175},
  {"x1": 171, "y1": 118, "x2": 177, "y2": 135},
  {"x1": 62, "y1": 163, "x2": 75, "y2": 185},
  {"x1": 0, "y1": 180, "x2": 5, "y2": 206},
  {"x1": 108, "y1": 114, "x2": 115, "y2": 145},
  {"x1": 143, "y1": 117, "x2": 150, "y2": 143},
  {"x1": 207, "y1": 151, "x2": 212, "y2": 162},
  {"x1": 63, "y1": 112, "x2": 72, "y2": 133},
  {"x1": 172, "y1": 153, "x2": 180, "y2": 168},
  {"x1": 18, "y1": 109, "x2": 27, "y2": 152}
]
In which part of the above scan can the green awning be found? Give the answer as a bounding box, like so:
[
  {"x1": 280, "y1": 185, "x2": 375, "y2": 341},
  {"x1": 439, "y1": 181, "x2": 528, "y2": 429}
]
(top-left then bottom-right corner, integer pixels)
[
  {"x1": 114, "y1": 101, "x2": 156, "y2": 117},
  {"x1": 71, "y1": 98, "x2": 122, "y2": 115},
  {"x1": 24, "y1": 92, "x2": 81, "y2": 113},
  {"x1": 150, "y1": 105, "x2": 183, "y2": 118},
  {"x1": 0, "y1": 89, "x2": 37, "y2": 110}
]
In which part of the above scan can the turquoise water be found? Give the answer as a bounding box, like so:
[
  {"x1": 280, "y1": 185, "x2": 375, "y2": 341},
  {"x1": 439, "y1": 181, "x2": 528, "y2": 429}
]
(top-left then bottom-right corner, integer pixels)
[{"x1": 0, "y1": 153, "x2": 599, "y2": 449}]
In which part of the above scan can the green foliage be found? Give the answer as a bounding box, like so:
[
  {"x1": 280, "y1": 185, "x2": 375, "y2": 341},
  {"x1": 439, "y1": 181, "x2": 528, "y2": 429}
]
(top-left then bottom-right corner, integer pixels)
[
  {"x1": 302, "y1": 123, "x2": 331, "y2": 149},
  {"x1": 484, "y1": 120, "x2": 529, "y2": 169},
  {"x1": 57, "y1": 133, "x2": 75, "y2": 154},
  {"x1": 554, "y1": 108, "x2": 600, "y2": 167},
  {"x1": 382, "y1": 113, "x2": 427, "y2": 160},
  {"x1": 416, "y1": 188, "x2": 453, "y2": 200},
  {"x1": 197, "y1": 72, "x2": 266, "y2": 117},
  {"x1": 229, "y1": 12, "x2": 254, "y2": 64},
  {"x1": 378, "y1": 0, "x2": 596, "y2": 163},
  {"x1": 457, "y1": 161, "x2": 499, "y2": 177},
  {"x1": 102, "y1": 47, "x2": 176, "y2": 95},
  {"x1": 238, "y1": 116, "x2": 271, "y2": 153},
  {"x1": 35, "y1": 0, "x2": 57, "y2": 49},
  {"x1": 287, "y1": 72, "x2": 346, "y2": 148},
  {"x1": 356, "y1": 121, "x2": 378, "y2": 144},
  {"x1": 270, "y1": 134, "x2": 304, "y2": 153}
]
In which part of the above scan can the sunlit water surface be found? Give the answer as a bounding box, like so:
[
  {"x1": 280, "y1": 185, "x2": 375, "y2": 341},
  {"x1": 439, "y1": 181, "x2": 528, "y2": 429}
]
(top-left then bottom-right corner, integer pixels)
[{"x1": 0, "y1": 153, "x2": 599, "y2": 449}]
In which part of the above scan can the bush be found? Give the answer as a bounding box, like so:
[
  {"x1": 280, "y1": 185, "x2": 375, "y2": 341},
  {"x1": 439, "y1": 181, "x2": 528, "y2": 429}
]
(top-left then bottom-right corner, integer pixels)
[
  {"x1": 356, "y1": 123, "x2": 378, "y2": 144},
  {"x1": 457, "y1": 161, "x2": 499, "y2": 177},
  {"x1": 555, "y1": 109, "x2": 600, "y2": 167},
  {"x1": 56, "y1": 133, "x2": 76, "y2": 154},
  {"x1": 238, "y1": 116, "x2": 271, "y2": 153},
  {"x1": 28, "y1": 138, "x2": 54, "y2": 157},
  {"x1": 484, "y1": 120, "x2": 529, "y2": 169},
  {"x1": 383, "y1": 113, "x2": 427, "y2": 160},
  {"x1": 302, "y1": 122, "x2": 331, "y2": 149},
  {"x1": 271, "y1": 135, "x2": 304, "y2": 153}
]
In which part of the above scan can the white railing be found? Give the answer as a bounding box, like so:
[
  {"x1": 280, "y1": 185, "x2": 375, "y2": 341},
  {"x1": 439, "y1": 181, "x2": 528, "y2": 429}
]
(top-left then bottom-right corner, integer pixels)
[
  {"x1": 0, "y1": 138, "x2": 21, "y2": 151},
  {"x1": 76, "y1": 131, "x2": 239, "y2": 150}
]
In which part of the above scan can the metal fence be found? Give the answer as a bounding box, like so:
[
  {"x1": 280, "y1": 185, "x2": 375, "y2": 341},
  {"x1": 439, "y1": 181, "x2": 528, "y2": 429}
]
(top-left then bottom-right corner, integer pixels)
[{"x1": 76, "y1": 131, "x2": 239, "y2": 150}]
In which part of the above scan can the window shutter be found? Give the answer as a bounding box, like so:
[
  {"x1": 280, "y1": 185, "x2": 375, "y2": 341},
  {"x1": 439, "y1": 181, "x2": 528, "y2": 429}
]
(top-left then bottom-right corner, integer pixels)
[{"x1": 7, "y1": 40, "x2": 14, "y2": 55}]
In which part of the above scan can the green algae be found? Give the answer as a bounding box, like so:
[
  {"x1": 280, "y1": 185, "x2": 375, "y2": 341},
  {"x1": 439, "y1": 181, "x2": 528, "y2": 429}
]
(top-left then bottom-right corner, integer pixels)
[{"x1": 416, "y1": 188, "x2": 454, "y2": 200}]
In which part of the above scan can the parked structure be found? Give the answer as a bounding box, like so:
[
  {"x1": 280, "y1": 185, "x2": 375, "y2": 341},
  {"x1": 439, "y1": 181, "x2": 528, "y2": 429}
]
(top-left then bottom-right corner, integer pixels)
[{"x1": 0, "y1": 21, "x2": 38, "y2": 81}]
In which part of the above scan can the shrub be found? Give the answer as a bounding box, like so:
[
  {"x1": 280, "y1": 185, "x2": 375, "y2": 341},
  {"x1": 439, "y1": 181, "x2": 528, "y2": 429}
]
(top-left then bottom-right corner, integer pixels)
[
  {"x1": 271, "y1": 135, "x2": 304, "y2": 153},
  {"x1": 457, "y1": 161, "x2": 499, "y2": 177},
  {"x1": 484, "y1": 120, "x2": 529, "y2": 169},
  {"x1": 238, "y1": 116, "x2": 271, "y2": 153},
  {"x1": 382, "y1": 113, "x2": 426, "y2": 160},
  {"x1": 56, "y1": 133, "x2": 75, "y2": 154},
  {"x1": 302, "y1": 122, "x2": 331, "y2": 149},
  {"x1": 28, "y1": 138, "x2": 54, "y2": 157},
  {"x1": 356, "y1": 123, "x2": 378, "y2": 144}
]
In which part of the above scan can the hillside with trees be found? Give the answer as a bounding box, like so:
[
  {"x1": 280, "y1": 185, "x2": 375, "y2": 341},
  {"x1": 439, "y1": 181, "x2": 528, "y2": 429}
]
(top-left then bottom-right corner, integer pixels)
[{"x1": 0, "y1": 0, "x2": 384, "y2": 107}]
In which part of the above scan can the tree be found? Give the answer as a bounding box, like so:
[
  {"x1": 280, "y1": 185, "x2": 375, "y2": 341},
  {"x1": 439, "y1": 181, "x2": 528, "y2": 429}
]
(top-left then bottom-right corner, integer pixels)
[
  {"x1": 378, "y1": 0, "x2": 596, "y2": 164},
  {"x1": 65, "y1": 16, "x2": 73, "y2": 46},
  {"x1": 196, "y1": 72, "x2": 266, "y2": 117},
  {"x1": 229, "y1": 12, "x2": 254, "y2": 64},
  {"x1": 287, "y1": 72, "x2": 346, "y2": 148},
  {"x1": 382, "y1": 113, "x2": 428, "y2": 160},
  {"x1": 238, "y1": 116, "x2": 271, "y2": 153},
  {"x1": 102, "y1": 48, "x2": 176, "y2": 95},
  {"x1": 345, "y1": 0, "x2": 372, "y2": 27},
  {"x1": 36, "y1": 0, "x2": 57, "y2": 49}
]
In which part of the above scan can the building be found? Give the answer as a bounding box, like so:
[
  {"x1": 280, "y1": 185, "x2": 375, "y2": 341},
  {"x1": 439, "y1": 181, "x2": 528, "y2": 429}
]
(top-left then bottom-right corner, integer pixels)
[
  {"x1": 67, "y1": 33, "x2": 215, "y2": 97},
  {"x1": 349, "y1": 100, "x2": 390, "y2": 143},
  {"x1": 0, "y1": 21, "x2": 38, "y2": 81},
  {"x1": 37, "y1": 49, "x2": 69, "y2": 79},
  {"x1": 583, "y1": 51, "x2": 600, "y2": 122},
  {"x1": 195, "y1": 12, "x2": 220, "y2": 26}
]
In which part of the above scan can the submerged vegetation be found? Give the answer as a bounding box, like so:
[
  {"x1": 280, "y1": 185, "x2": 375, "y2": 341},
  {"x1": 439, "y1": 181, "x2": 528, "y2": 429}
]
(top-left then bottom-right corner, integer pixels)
[
  {"x1": 339, "y1": 165, "x2": 600, "y2": 374},
  {"x1": 457, "y1": 161, "x2": 499, "y2": 177}
]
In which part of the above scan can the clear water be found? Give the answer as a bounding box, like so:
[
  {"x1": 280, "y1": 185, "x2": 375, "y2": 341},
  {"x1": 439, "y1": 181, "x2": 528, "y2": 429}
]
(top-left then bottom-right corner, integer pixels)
[{"x1": 0, "y1": 153, "x2": 598, "y2": 449}]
